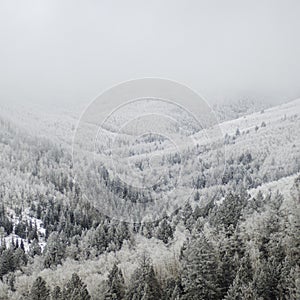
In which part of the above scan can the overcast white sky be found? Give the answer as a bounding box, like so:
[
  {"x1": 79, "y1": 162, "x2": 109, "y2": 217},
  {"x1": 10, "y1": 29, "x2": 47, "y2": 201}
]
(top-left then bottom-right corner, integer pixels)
[{"x1": 0, "y1": 0, "x2": 300, "y2": 110}]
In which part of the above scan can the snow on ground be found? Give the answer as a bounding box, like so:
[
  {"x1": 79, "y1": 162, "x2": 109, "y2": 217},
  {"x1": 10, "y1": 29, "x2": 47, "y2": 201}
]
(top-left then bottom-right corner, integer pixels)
[
  {"x1": 219, "y1": 98, "x2": 300, "y2": 136},
  {"x1": 248, "y1": 172, "x2": 299, "y2": 199},
  {"x1": 1, "y1": 207, "x2": 47, "y2": 252}
]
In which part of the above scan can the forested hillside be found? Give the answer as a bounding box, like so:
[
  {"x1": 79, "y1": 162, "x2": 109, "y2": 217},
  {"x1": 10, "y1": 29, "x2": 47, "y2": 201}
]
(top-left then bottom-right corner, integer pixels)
[{"x1": 0, "y1": 99, "x2": 299, "y2": 299}]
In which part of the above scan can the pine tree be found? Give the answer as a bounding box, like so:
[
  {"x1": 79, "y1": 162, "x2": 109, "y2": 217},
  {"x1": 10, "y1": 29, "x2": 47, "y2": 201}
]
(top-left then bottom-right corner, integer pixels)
[
  {"x1": 194, "y1": 190, "x2": 200, "y2": 201},
  {"x1": 141, "y1": 266, "x2": 162, "y2": 300},
  {"x1": 126, "y1": 255, "x2": 162, "y2": 300},
  {"x1": 20, "y1": 239, "x2": 25, "y2": 252},
  {"x1": 141, "y1": 222, "x2": 154, "y2": 239},
  {"x1": 43, "y1": 232, "x2": 65, "y2": 268},
  {"x1": 63, "y1": 273, "x2": 91, "y2": 300},
  {"x1": 0, "y1": 249, "x2": 14, "y2": 279},
  {"x1": 156, "y1": 219, "x2": 173, "y2": 244},
  {"x1": 30, "y1": 276, "x2": 50, "y2": 300},
  {"x1": 52, "y1": 286, "x2": 62, "y2": 300},
  {"x1": 253, "y1": 257, "x2": 282, "y2": 300},
  {"x1": 104, "y1": 263, "x2": 125, "y2": 300},
  {"x1": 246, "y1": 190, "x2": 264, "y2": 213},
  {"x1": 285, "y1": 188, "x2": 300, "y2": 268},
  {"x1": 164, "y1": 277, "x2": 183, "y2": 300},
  {"x1": 218, "y1": 226, "x2": 242, "y2": 297},
  {"x1": 116, "y1": 221, "x2": 130, "y2": 248},
  {"x1": 225, "y1": 280, "x2": 260, "y2": 300},
  {"x1": 181, "y1": 231, "x2": 221, "y2": 300},
  {"x1": 211, "y1": 192, "x2": 248, "y2": 230},
  {"x1": 29, "y1": 239, "x2": 42, "y2": 257},
  {"x1": 182, "y1": 202, "x2": 194, "y2": 232},
  {"x1": 224, "y1": 253, "x2": 255, "y2": 300},
  {"x1": 13, "y1": 247, "x2": 28, "y2": 270},
  {"x1": 3, "y1": 272, "x2": 16, "y2": 292},
  {"x1": 286, "y1": 265, "x2": 300, "y2": 300}
]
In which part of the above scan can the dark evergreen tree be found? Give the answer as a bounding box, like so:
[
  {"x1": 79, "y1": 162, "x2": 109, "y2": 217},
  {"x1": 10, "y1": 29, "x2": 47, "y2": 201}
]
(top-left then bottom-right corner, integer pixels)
[
  {"x1": 225, "y1": 280, "x2": 259, "y2": 300},
  {"x1": 62, "y1": 273, "x2": 91, "y2": 300},
  {"x1": 181, "y1": 231, "x2": 221, "y2": 300},
  {"x1": 0, "y1": 249, "x2": 14, "y2": 279},
  {"x1": 285, "y1": 265, "x2": 300, "y2": 300},
  {"x1": 13, "y1": 247, "x2": 28, "y2": 270},
  {"x1": 126, "y1": 255, "x2": 162, "y2": 300},
  {"x1": 156, "y1": 219, "x2": 174, "y2": 244},
  {"x1": 20, "y1": 239, "x2": 25, "y2": 252},
  {"x1": 164, "y1": 277, "x2": 183, "y2": 300},
  {"x1": 51, "y1": 286, "x2": 62, "y2": 300},
  {"x1": 43, "y1": 232, "x2": 65, "y2": 268},
  {"x1": 141, "y1": 222, "x2": 154, "y2": 239},
  {"x1": 224, "y1": 252, "x2": 255, "y2": 299},
  {"x1": 3, "y1": 272, "x2": 16, "y2": 292},
  {"x1": 182, "y1": 202, "x2": 194, "y2": 232},
  {"x1": 194, "y1": 190, "x2": 200, "y2": 201},
  {"x1": 30, "y1": 276, "x2": 50, "y2": 300},
  {"x1": 218, "y1": 226, "x2": 243, "y2": 297},
  {"x1": 104, "y1": 264, "x2": 125, "y2": 300},
  {"x1": 210, "y1": 192, "x2": 248, "y2": 230},
  {"x1": 29, "y1": 239, "x2": 42, "y2": 257}
]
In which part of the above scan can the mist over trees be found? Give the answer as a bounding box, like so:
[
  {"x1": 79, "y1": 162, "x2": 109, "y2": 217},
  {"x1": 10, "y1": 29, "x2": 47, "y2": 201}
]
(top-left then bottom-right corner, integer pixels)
[{"x1": 0, "y1": 100, "x2": 299, "y2": 299}]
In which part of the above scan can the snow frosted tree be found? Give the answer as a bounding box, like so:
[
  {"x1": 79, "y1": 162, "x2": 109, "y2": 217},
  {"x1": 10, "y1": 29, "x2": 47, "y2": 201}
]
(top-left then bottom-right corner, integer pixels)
[
  {"x1": 194, "y1": 190, "x2": 200, "y2": 201},
  {"x1": 0, "y1": 249, "x2": 14, "y2": 279},
  {"x1": 29, "y1": 239, "x2": 42, "y2": 257},
  {"x1": 285, "y1": 180, "x2": 300, "y2": 267},
  {"x1": 217, "y1": 226, "x2": 243, "y2": 297},
  {"x1": 181, "y1": 230, "x2": 221, "y2": 300},
  {"x1": 116, "y1": 222, "x2": 130, "y2": 246},
  {"x1": 164, "y1": 277, "x2": 183, "y2": 300},
  {"x1": 156, "y1": 218, "x2": 174, "y2": 244},
  {"x1": 62, "y1": 273, "x2": 91, "y2": 300},
  {"x1": 43, "y1": 232, "x2": 65, "y2": 268},
  {"x1": 182, "y1": 202, "x2": 194, "y2": 232},
  {"x1": 224, "y1": 252, "x2": 256, "y2": 300},
  {"x1": 246, "y1": 190, "x2": 264, "y2": 213},
  {"x1": 104, "y1": 263, "x2": 125, "y2": 300},
  {"x1": 30, "y1": 276, "x2": 50, "y2": 300},
  {"x1": 3, "y1": 272, "x2": 16, "y2": 292},
  {"x1": 126, "y1": 254, "x2": 162, "y2": 300},
  {"x1": 210, "y1": 192, "x2": 248, "y2": 230},
  {"x1": 225, "y1": 280, "x2": 260, "y2": 300},
  {"x1": 285, "y1": 265, "x2": 300, "y2": 300},
  {"x1": 13, "y1": 247, "x2": 27, "y2": 269},
  {"x1": 51, "y1": 286, "x2": 62, "y2": 300}
]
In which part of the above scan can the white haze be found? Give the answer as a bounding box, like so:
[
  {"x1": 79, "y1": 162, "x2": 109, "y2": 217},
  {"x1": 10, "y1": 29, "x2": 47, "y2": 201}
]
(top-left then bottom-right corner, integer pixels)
[{"x1": 0, "y1": 0, "x2": 300, "y2": 113}]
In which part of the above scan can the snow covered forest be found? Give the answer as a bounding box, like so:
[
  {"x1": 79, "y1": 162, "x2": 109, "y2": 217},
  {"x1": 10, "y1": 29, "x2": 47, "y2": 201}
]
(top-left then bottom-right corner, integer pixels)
[{"x1": 0, "y1": 98, "x2": 299, "y2": 300}]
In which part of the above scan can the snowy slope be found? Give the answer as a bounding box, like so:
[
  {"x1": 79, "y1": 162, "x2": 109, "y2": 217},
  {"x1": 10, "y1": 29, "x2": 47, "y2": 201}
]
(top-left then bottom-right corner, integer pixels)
[
  {"x1": 219, "y1": 98, "x2": 300, "y2": 135},
  {"x1": 248, "y1": 172, "x2": 300, "y2": 200},
  {"x1": 2, "y1": 208, "x2": 47, "y2": 252}
]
